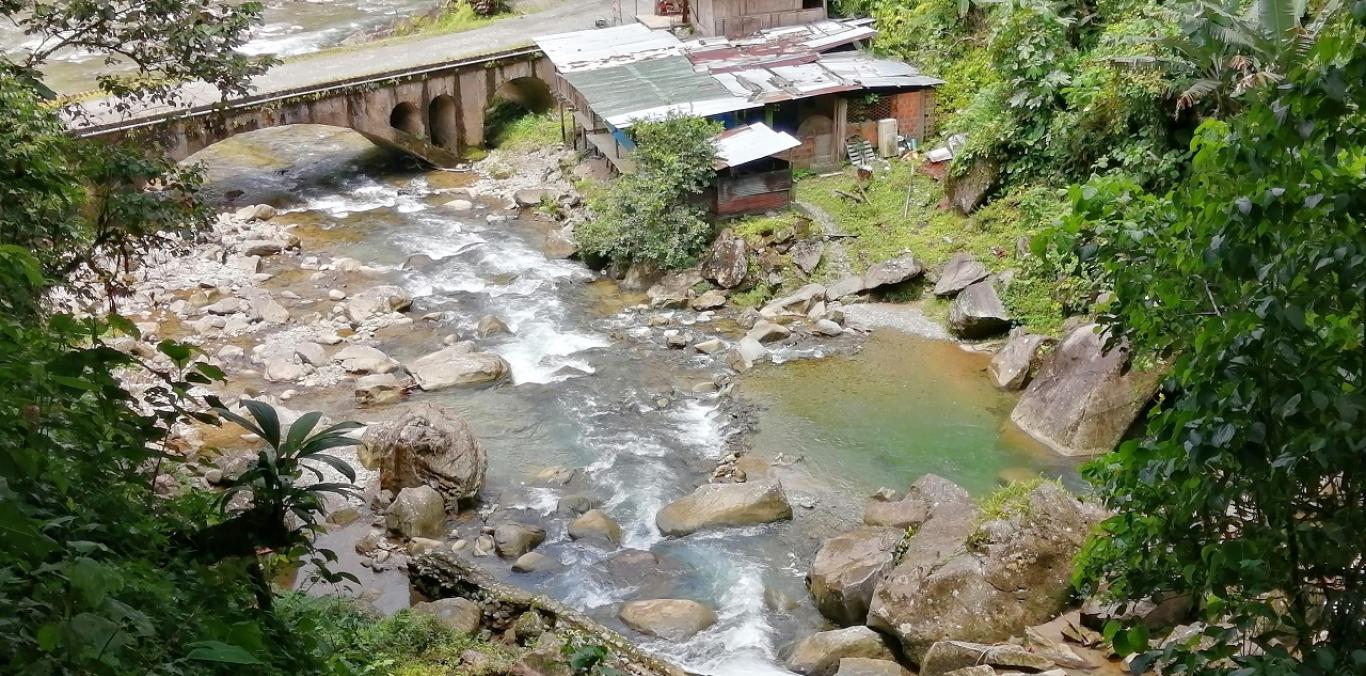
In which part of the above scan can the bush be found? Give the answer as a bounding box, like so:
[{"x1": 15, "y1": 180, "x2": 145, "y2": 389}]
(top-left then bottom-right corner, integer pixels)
[{"x1": 576, "y1": 115, "x2": 722, "y2": 269}]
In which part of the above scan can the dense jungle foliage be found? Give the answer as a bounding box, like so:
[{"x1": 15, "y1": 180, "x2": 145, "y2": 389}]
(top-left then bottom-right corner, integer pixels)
[{"x1": 835, "y1": 0, "x2": 1366, "y2": 669}]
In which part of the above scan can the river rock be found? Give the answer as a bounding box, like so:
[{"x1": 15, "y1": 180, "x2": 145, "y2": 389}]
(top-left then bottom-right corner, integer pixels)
[
  {"x1": 791, "y1": 239, "x2": 824, "y2": 275},
  {"x1": 203, "y1": 297, "x2": 246, "y2": 315},
  {"x1": 355, "y1": 373, "x2": 407, "y2": 407},
  {"x1": 408, "y1": 346, "x2": 511, "y2": 390},
  {"x1": 946, "y1": 158, "x2": 998, "y2": 214},
  {"x1": 989, "y1": 328, "x2": 1050, "y2": 391},
  {"x1": 919, "y1": 641, "x2": 1055, "y2": 676},
  {"x1": 546, "y1": 224, "x2": 578, "y2": 259},
  {"x1": 513, "y1": 188, "x2": 551, "y2": 207},
  {"x1": 620, "y1": 261, "x2": 663, "y2": 291},
  {"x1": 947, "y1": 280, "x2": 1010, "y2": 339},
  {"x1": 813, "y1": 319, "x2": 843, "y2": 336},
  {"x1": 345, "y1": 285, "x2": 413, "y2": 323},
  {"x1": 493, "y1": 523, "x2": 546, "y2": 558},
  {"x1": 568, "y1": 509, "x2": 623, "y2": 545},
  {"x1": 476, "y1": 314, "x2": 512, "y2": 338},
  {"x1": 933, "y1": 254, "x2": 990, "y2": 297},
  {"x1": 619, "y1": 599, "x2": 717, "y2": 641},
  {"x1": 746, "y1": 320, "x2": 791, "y2": 344},
  {"x1": 656, "y1": 481, "x2": 793, "y2": 536},
  {"x1": 369, "y1": 402, "x2": 486, "y2": 503},
  {"x1": 728, "y1": 336, "x2": 770, "y2": 370},
  {"x1": 701, "y1": 230, "x2": 749, "y2": 289},
  {"x1": 834, "y1": 658, "x2": 911, "y2": 676},
  {"x1": 694, "y1": 338, "x2": 725, "y2": 355},
  {"x1": 248, "y1": 294, "x2": 290, "y2": 324},
  {"x1": 691, "y1": 289, "x2": 727, "y2": 310},
  {"x1": 385, "y1": 485, "x2": 446, "y2": 539},
  {"x1": 867, "y1": 482, "x2": 1103, "y2": 662},
  {"x1": 587, "y1": 549, "x2": 688, "y2": 596},
  {"x1": 235, "y1": 203, "x2": 277, "y2": 222},
  {"x1": 646, "y1": 269, "x2": 703, "y2": 309},
  {"x1": 556, "y1": 494, "x2": 598, "y2": 516},
  {"x1": 863, "y1": 474, "x2": 972, "y2": 529},
  {"x1": 826, "y1": 275, "x2": 867, "y2": 301},
  {"x1": 1010, "y1": 323, "x2": 1160, "y2": 456},
  {"x1": 511, "y1": 552, "x2": 555, "y2": 573},
  {"x1": 240, "y1": 239, "x2": 284, "y2": 257},
  {"x1": 334, "y1": 345, "x2": 399, "y2": 374},
  {"x1": 444, "y1": 198, "x2": 474, "y2": 211},
  {"x1": 808, "y1": 526, "x2": 902, "y2": 625},
  {"x1": 863, "y1": 255, "x2": 923, "y2": 291},
  {"x1": 264, "y1": 356, "x2": 308, "y2": 383},
  {"x1": 762, "y1": 283, "x2": 826, "y2": 316},
  {"x1": 411, "y1": 597, "x2": 482, "y2": 635},
  {"x1": 786, "y1": 626, "x2": 898, "y2": 676},
  {"x1": 295, "y1": 342, "x2": 328, "y2": 367}
]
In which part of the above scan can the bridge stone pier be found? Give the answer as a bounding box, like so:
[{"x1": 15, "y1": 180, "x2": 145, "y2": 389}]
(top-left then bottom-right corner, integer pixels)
[{"x1": 75, "y1": 47, "x2": 555, "y2": 168}]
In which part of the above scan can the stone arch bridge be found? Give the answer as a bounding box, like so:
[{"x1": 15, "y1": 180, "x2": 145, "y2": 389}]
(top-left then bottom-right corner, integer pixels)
[{"x1": 74, "y1": 47, "x2": 555, "y2": 168}]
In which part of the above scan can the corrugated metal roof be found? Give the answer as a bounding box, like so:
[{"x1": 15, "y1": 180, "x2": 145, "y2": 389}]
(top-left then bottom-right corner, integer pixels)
[
  {"x1": 713, "y1": 123, "x2": 802, "y2": 168},
  {"x1": 561, "y1": 56, "x2": 760, "y2": 127},
  {"x1": 536, "y1": 24, "x2": 682, "y2": 73},
  {"x1": 818, "y1": 51, "x2": 945, "y2": 88},
  {"x1": 681, "y1": 19, "x2": 876, "y2": 73}
]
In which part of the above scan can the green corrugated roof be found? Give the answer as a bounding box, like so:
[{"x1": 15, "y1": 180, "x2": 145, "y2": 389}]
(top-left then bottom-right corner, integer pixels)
[{"x1": 562, "y1": 56, "x2": 742, "y2": 125}]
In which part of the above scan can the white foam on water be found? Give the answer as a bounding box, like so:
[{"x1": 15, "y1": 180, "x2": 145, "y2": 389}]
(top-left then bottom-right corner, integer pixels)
[
  {"x1": 648, "y1": 564, "x2": 789, "y2": 675},
  {"x1": 670, "y1": 399, "x2": 726, "y2": 459}
]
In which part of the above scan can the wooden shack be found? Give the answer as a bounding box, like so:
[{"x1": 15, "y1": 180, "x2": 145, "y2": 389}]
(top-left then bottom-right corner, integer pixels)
[{"x1": 710, "y1": 123, "x2": 801, "y2": 215}]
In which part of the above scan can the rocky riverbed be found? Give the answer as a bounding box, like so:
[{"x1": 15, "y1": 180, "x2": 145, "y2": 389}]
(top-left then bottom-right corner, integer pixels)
[{"x1": 97, "y1": 127, "x2": 1157, "y2": 675}]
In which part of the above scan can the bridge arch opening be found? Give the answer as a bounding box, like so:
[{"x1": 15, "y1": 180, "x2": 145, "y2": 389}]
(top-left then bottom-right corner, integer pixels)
[
  {"x1": 484, "y1": 76, "x2": 556, "y2": 148},
  {"x1": 389, "y1": 101, "x2": 425, "y2": 137},
  {"x1": 429, "y1": 95, "x2": 459, "y2": 149}
]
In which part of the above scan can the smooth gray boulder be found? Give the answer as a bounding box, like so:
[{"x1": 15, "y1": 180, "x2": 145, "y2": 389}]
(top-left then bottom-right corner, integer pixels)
[
  {"x1": 408, "y1": 346, "x2": 511, "y2": 390},
  {"x1": 354, "y1": 372, "x2": 407, "y2": 407},
  {"x1": 947, "y1": 280, "x2": 1010, "y2": 339},
  {"x1": 862, "y1": 474, "x2": 973, "y2": 529},
  {"x1": 746, "y1": 319, "x2": 792, "y2": 344},
  {"x1": 762, "y1": 283, "x2": 826, "y2": 316},
  {"x1": 656, "y1": 481, "x2": 793, "y2": 537},
  {"x1": 863, "y1": 255, "x2": 923, "y2": 291},
  {"x1": 867, "y1": 482, "x2": 1103, "y2": 662},
  {"x1": 385, "y1": 485, "x2": 445, "y2": 539},
  {"x1": 932, "y1": 253, "x2": 990, "y2": 297},
  {"x1": 989, "y1": 328, "x2": 1050, "y2": 390},
  {"x1": 369, "y1": 402, "x2": 487, "y2": 503},
  {"x1": 620, "y1": 261, "x2": 663, "y2": 291},
  {"x1": 410, "y1": 597, "x2": 482, "y2": 634},
  {"x1": 345, "y1": 285, "x2": 412, "y2": 323},
  {"x1": 494, "y1": 523, "x2": 546, "y2": 559},
  {"x1": 791, "y1": 239, "x2": 824, "y2": 275},
  {"x1": 619, "y1": 599, "x2": 717, "y2": 641},
  {"x1": 646, "y1": 269, "x2": 703, "y2": 308},
  {"x1": 512, "y1": 552, "x2": 556, "y2": 573},
  {"x1": 834, "y1": 658, "x2": 912, "y2": 676},
  {"x1": 786, "y1": 626, "x2": 898, "y2": 676},
  {"x1": 334, "y1": 344, "x2": 399, "y2": 374},
  {"x1": 807, "y1": 527, "x2": 902, "y2": 626},
  {"x1": 1010, "y1": 323, "x2": 1161, "y2": 456},
  {"x1": 919, "y1": 640, "x2": 1055, "y2": 676},
  {"x1": 701, "y1": 230, "x2": 749, "y2": 289},
  {"x1": 568, "y1": 509, "x2": 623, "y2": 545},
  {"x1": 476, "y1": 314, "x2": 512, "y2": 338},
  {"x1": 825, "y1": 275, "x2": 866, "y2": 301}
]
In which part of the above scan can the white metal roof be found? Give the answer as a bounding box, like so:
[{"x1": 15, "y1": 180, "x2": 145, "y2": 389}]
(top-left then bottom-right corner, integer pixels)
[
  {"x1": 818, "y1": 51, "x2": 945, "y2": 88},
  {"x1": 535, "y1": 24, "x2": 682, "y2": 73},
  {"x1": 713, "y1": 123, "x2": 802, "y2": 168}
]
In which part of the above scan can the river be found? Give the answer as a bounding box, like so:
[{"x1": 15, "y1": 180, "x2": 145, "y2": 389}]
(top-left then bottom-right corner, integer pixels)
[{"x1": 185, "y1": 124, "x2": 1078, "y2": 675}]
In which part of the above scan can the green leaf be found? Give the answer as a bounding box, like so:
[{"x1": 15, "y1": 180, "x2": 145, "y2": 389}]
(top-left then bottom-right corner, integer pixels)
[
  {"x1": 242, "y1": 399, "x2": 281, "y2": 449},
  {"x1": 185, "y1": 640, "x2": 265, "y2": 665}
]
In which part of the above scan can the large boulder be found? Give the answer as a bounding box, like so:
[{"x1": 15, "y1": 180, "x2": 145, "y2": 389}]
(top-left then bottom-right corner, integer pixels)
[
  {"x1": 867, "y1": 482, "x2": 1103, "y2": 663},
  {"x1": 762, "y1": 283, "x2": 826, "y2": 316},
  {"x1": 1010, "y1": 323, "x2": 1161, "y2": 456},
  {"x1": 345, "y1": 285, "x2": 413, "y2": 323},
  {"x1": 354, "y1": 372, "x2": 407, "y2": 407},
  {"x1": 945, "y1": 158, "x2": 998, "y2": 215},
  {"x1": 807, "y1": 527, "x2": 902, "y2": 626},
  {"x1": 989, "y1": 328, "x2": 1051, "y2": 391},
  {"x1": 410, "y1": 597, "x2": 483, "y2": 634},
  {"x1": 786, "y1": 627, "x2": 898, "y2": 676},
  {"x1": 568, "y1": 509, "x2": 623, "y2": 545},
  {"x1": 825, "y1": 275, "x2": 867, "y2": 301},
  {"x1": 656, "y1": 481, "x2": 793, "y2": 536},
  {"x1": 863, "y1": 255, "x2": 923, "y2": 291},
  {"x1": 947, "y1": 280, "x2": 1010, "y2": 339},
  {"x1": 618, "y1": 599, "x2": 717, "y2": 641},
  {"x1": 493, "y1": 523, "x2": 546, "y2": 558},
  {"x1": 408, "y1": 346, "x2": 511, "y2": 390},
  {"x1": 369, "y1": 402, "x2": 487, "y2": 503},
  {"x1": 385, "y1": 485, "x2": 446, "y2": 539},
  {"x1": 620, "y1": 261, "x2": 663, "y2": 291},
  {"x1": 919, "y1": 641, "x2": 1055, "y2": 676},
  {"x1": 932, "y1": 254, "x2": 989, "y2": 297},
  {"x1": 863, "y1": 474, "x2": 973, "y2": 530},
  {"x1": 790, "y1": 239, "x2": 824, "y2": 275},
  {"x1": 334, "y1": 345, "x2": 399, "y2": 374},
  {"x1": 834, "y1": 658, "x2": 911, "y2": 676},
  {"x1": 646, "y1": 269, "x2": 703, "y2": 309},
  {"x1": 701, "y1": 230, "x2": 749, "y2": 289}
]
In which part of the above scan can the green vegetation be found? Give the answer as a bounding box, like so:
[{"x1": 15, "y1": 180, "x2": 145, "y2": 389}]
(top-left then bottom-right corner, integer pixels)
[
  {"x1": 577, "y1": 115, "x2": 724, "y2": 268},
  {"x1": 392, "y1": 0, "x2": 507, "y2": 38},
  {"x1": 487, "y1": 109, "x2": 562, "y2": 150}
]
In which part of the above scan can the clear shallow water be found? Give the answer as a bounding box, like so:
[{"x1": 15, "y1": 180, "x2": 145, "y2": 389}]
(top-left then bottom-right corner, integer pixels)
[
  {"x1": 0, "y1": 0, "x2": 440, "y2": 94},
  {"x1": 196, "y1": 127, "x2": 1080, "y2": 675}
]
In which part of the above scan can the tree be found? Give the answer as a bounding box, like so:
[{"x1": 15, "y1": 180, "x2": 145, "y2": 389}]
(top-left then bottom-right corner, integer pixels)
[
  {"x1": 1066, "y1": 3, "x2": 1366, "y2": 671},
  {"x1": 576, "y1": 115, "x2": 722, "y2": 269}
]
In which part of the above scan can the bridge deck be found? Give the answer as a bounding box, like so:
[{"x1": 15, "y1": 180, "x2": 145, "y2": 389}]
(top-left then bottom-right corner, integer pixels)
[{"x1": 75, "y1": 0, "x2": 625, "y2": 132}]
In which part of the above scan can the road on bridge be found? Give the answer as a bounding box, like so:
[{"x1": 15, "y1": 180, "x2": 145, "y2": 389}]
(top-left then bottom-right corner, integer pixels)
[{"x1": 78, "y1": 0, "x2": 641, "y2": 126}]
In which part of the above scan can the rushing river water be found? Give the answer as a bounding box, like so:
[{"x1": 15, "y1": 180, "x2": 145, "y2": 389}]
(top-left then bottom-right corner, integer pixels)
[
  {"x1": 192, "y1": 125, "x2": 1079, "y2": 675},
  {"x1": 0, "y1": 0, "x2": 441, "y2": 94}
]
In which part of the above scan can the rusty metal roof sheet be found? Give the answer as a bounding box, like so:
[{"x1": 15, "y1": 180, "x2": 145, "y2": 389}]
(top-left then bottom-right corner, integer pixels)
[
  {"x1": 713, "y1": 123, "x2": 801, "y2": 168},
  {"x1": 682, "y1": 19, "x2": 877, "y2": 73}
]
